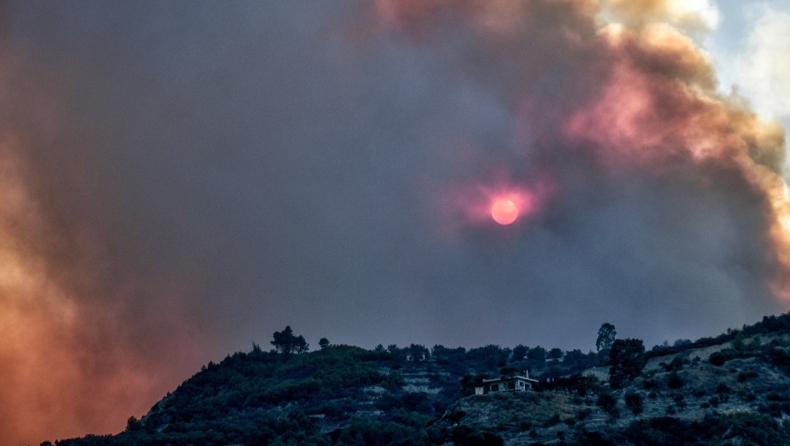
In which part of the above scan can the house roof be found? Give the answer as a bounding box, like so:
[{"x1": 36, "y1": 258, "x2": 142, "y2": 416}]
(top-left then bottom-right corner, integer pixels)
[{"x1": 482, "y1": 375, "x2": 538, "y2": 384}]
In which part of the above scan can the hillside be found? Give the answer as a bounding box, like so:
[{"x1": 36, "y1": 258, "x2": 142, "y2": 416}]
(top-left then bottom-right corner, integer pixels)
[{"x1": 46, "y1": 313, "x2": 790, "y2": 446}]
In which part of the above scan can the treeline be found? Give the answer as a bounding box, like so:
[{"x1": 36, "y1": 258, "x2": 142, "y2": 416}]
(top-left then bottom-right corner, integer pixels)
[{"x1": 646, "y1": 312, "x2": 790, "y2": 359}]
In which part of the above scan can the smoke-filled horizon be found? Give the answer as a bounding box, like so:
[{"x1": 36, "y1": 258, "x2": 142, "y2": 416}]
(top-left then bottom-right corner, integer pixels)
[{"x1": 0, "y1": 1, "x2": 788, "y2": 443}]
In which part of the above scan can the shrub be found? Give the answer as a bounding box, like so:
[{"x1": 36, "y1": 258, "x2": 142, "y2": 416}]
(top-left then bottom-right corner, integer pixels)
[
  {"x1": 664, "y1": 357, "x2": 686, "y2": 372},
  {"x1": 545, "y1": 414, "x2": 561, "y2": 427},
  {"x1": 667, "y1": 373, "x2": 683, "y2": 389},
  {"x1": 717, "y1": 412, "x2": 784, "y2": 446},
  {"x1": 625, "y1": 392, "x2": 644, "y2": 415},
  {"x1": 450, "y1": 426, "x2": 504, "y2": 446},
  {"x1": 575, "y1": 431, "x2": 613, "y2": 446},
  {"x1": 596, "y1": 392, "x2": 618, "y2": 416},
  {"x1": 642, "y1": 378, "x2": 660, "y2": 390},
  {"x1": 709, "y1": 352, "x2": 726, "y2": 366},
  {"x1": 382, "y1": 371, "x2": 404, "y2": 392}
]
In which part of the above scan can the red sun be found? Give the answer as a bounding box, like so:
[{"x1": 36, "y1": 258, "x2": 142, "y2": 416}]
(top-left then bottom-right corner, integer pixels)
[{"x1": 491, "y1": 198, "x2": 519, "y2": 225}]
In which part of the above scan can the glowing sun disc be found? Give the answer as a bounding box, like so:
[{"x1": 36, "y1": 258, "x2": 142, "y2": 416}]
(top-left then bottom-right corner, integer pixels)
[{"x1": 491, "y1": 198, "x2": 518, "y2": 225}]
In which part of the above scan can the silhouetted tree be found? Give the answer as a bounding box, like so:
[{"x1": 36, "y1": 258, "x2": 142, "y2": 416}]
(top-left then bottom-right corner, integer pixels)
[
  {"x1": 271, "y1": 326, "x2": 309, "y2": 354},
  {"x1": 596, "y1": 323, "x2": 617, "y2": 352},
  {"x1": 126, "y1": 415, "x2": 143, "y2": 433},
  {"x1": 513, "y1": 344, "x2": 528, "y2": 361},
  {"x1": 548, "y1": 348, "x2": 563, "y2": 359},
  {"x1": 527, "y1": 346, "x2": 546, "y2": 361},
  {"x1": 319, "y1": 337, "x2": 330, "y2": 350}
]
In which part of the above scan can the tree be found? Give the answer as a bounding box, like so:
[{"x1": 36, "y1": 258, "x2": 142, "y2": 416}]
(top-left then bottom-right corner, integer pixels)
[
  {"x1": 596, "y1": 323, "x2": 616, "y2": 352},
  {"x1": 125, "y1": 415, "x2": 143, "y2": 433},
  {"x1": 609, "y1": 338, "x2": 646, "y2": 389},
  {"x1": 547, "y1": 348, "x2": 563, "y2": 359},
  {"x1": 513, "y1": 344, "x2": 528, "y2": 361},
  {"x1": 319, "y1": 337, "x2": 330, "y2": 350},
  {"x1": 271, "y1": 326, "x2": 309, "y2": 354},
  {"x1": 527, "y1": 346, "x2": 546, "y2": 361}
]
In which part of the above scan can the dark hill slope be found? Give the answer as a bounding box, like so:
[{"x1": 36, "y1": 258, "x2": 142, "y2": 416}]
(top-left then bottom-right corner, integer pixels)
[{"x1": 48, "y1": 312, "x2": 790, "y2": 446}]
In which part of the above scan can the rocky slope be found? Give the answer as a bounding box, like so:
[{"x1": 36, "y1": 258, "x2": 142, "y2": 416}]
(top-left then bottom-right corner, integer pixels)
[{"x1": 430, "y1": 348, "x2": 790, "y2": 445}]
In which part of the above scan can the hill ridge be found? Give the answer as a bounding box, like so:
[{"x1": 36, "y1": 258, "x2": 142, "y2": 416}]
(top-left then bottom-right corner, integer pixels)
[{"x1": 47, "y1": 312, "x2": 790, "y2": 446}]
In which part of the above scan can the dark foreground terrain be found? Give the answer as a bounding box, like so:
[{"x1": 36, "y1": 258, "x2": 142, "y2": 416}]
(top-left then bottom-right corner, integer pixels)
[{"x1": 45, "y1": 314, "x2": 790, "y2": 446}]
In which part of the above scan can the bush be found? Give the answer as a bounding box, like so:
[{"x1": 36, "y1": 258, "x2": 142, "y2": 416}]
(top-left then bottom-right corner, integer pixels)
[
  {"x1": 663, "y1": 357, "x2": 686, "y2": 372},
  {"x1": 717, "y1": 412, "x2": 784, "y2": 446},
  {"x1": 596, "y1": 392, "x2": 618, "y2": 416},
  {"x1": 624, "y1": 392, "x2": 644, "y2": 415},
  {"x1": 709, "y1": 352, "x2": 726, "y2": 366},
  {"x1": 667, "y1": 373, "x2": 683, "y2": 389},
  {"x1": 450, "y1": 425, "x2": 504, "y2": 446},
  {"x1": 575, "y1": 431, "x2": 613, "y2": 446},
  {"x1": 545, "y1": 414, "x2": 561, "y2": 427},
  {"x1": 382, "y1": 371, "x2": 405, "y2": 392},
  {"x1": 642, "y1": 378, "x2": 660, "y2": 390}
]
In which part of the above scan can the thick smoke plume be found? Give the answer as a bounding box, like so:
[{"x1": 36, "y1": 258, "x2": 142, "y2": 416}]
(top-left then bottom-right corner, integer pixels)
[{"x1": 0, "y1": 1, "x2": 786, "y2": 443}]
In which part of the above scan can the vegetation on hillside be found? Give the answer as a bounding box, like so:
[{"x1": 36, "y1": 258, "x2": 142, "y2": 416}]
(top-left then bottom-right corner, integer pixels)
[{"x1": 46, "y1": 312, "x2": 790, "y2": 446}]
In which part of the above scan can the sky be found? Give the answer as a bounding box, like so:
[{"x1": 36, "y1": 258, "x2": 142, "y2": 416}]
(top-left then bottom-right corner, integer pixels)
[{"x1": 0, "y1": 0, "x2": 789, "y2": 444}]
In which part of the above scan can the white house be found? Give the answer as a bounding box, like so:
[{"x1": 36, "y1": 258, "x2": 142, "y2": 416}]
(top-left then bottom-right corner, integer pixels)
[{"x1": 474, "y1": 371, "x2": 538, "y2": 395}]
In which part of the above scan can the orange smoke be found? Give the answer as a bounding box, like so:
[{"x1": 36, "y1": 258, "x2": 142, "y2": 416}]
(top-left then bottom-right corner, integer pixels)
[
  {"x1": 0, "y1": 150, "x2": 144, "y2": 444},
  {"x1": 0, "y1": 127, "x2": 207, "y2": 443}
]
